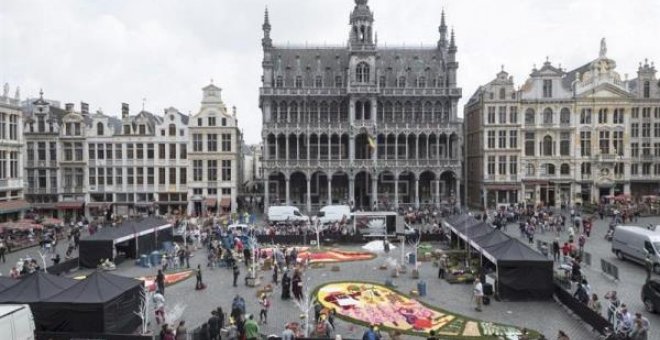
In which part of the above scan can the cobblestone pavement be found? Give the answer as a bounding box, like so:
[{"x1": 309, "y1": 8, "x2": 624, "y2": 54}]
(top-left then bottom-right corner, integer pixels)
[{"x1": 496, "y1": 213, "x2": 660, "y2": 340}]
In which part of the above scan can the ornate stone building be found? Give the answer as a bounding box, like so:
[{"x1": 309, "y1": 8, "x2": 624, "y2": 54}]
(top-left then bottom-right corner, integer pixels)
[
  {"x1": 465, "y1": 39, "x2": 660, "y2": 209},
  {"x1": 0, "y1": 83, "x2": 27, "y2": 222},
  {"x1": 260, "y1": 0, "x2": 463, "y2": 213}
]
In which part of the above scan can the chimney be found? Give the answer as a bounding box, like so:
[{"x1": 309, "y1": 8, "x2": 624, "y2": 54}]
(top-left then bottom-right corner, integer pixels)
[
  {"x1": 65, "y1": 103, "x2": 74, "y2": 113},
  {"x1": 121, "y1": 103, "x2": 129, "y2": 118},
  {"x1": 80, "y1": 102, "x2": 89, "y2": 115}
]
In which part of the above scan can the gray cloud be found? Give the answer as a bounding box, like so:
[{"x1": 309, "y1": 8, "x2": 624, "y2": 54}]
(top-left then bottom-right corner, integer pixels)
[{"x1": 1, "y1": 0, "x2": 658, "y2": 144}]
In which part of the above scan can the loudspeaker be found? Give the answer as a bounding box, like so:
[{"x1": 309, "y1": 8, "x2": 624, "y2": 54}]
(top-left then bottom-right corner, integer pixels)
[{"x1": 386, "y1": 215, "x2": 396, "y2": 235}]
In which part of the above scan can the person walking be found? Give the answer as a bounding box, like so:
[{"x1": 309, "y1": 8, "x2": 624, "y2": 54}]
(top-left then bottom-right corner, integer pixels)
[
  {"x1": 0, "y1": 240, "x2": 7, "y2": 263},
  {"x1": 244, "y1": 314, "x2": 260, "y2": 340},
  {"x1": 473, "y1": 278, "x2": 483, "y2": 312},
  {"x1": 156, "y1": 269, "x2": 166, "y2": 295},
  {"x1": 195, "y1": 264, "x2": 205, "y2": 290},
  {"x1": 153, "y1": 290, "x2": 166, "y2": 325},
  {"x1": 259, "y1": 294, "x2": 270, "y2": 324},
  {"x1": 207, "y1": 311, "x2": 220, "y2": 340},
  {"x1": 281, "y1": 270, "x2": 291, "y2": 300},
  {"x1": 292, "y1": 271, "x2": 303, "y2": 300},
  {"x1": 175, "y1": 320, "x2": 187, "y2": 340},
  {"x1": 232, "y1": 263, "x2": 240, "y2": 287},
  {"x1": 552, "y1": 238, "x2": 561, "y2": 262},
  {"x1": 272, "y1": 263, "x2": 279, "y2": 284}
]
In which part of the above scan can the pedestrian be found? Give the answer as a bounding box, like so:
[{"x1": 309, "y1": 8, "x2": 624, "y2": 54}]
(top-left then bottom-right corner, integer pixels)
[
  {"x1": 153, "y1": 290, "x2": 166, "y2": 325},
  {"x1": 282, "y1": 324, "x2": 295, "y2": 340},
  {"x1": 588, "y1": 293, "x2": 602, "y2": 316},
  {"x1": 232, "y1": 263, "x2": 240, "y2": 287},
  {"x1": 292, "y1": 271, "x2": 303, "y2": 300},
  {"x1": 259, "y1": 293, "x2": 270, "y2": 324},
  {"x1": 156, "y1": 269, "x2": 166, "y2": 295},
  {"x1": 427, "y1": 330, "x2": 439, "y2": 340},
  {"x1": 578, "y1": 234, "x2": 586, "y2": 256},
  {"x1": 630, "y1": 312, "x2": 650, "y2": 340},
  {"x1": 556, "y1": 330, "x2": 570, "y2": 340},
  {"x1": 281, "y1": 270, "x2": 291, "y2": 300},
  {"x1": 272, "y1": 263, "x2": 279, "y2": 284},
  {"x1": 175, "y1": 320, "x2": 187, "y2": 340},
  {"x1": 195, "y1": 264, "x2": 205, "y2": 290},
  {"x1": 362, "y1": 324, "x2": 378, "y2": 340},
  {"x1": 0, "y1": 240, "x2": 6, "y2": 263},
  {"x1": 207, "y1": 311, "x2": 220, "y2": 340},
  {"x1": 552, "y1": 238, "x2": 560, "y2": 262},
  {"x1": 245, "y1": 314, "x2": 260, "y2": 340},
  {"x1": 473, "y1": 278, "x2": 483, "y2": 312}
]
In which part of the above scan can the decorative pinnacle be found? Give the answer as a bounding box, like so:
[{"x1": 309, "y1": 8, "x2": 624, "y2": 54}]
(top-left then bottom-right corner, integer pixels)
[
  {"x1": 39, "y1": 88, "x2": 44, "y2": 99},
  {"x1": 440, "y1": 8, "x2": 446, "y2": 30},
  {"x1": 263, "y1": 6, "x2": 271, "y2": 30},
  {"x1": 449, "y1": 28, "x2": 456, "y2": 49}
]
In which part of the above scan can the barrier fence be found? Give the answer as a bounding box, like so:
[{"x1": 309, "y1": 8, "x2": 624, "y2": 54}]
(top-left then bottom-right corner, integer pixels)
[
  {"x1": 553, "y1": 282, "x2": 611, "y2": 335},
  {"x1": 36, "y1": 331, "x2": 153, "y2": 340},
  {"x1": 600, "y1": 259, "x2": 619, "y2": 281},
  {"x1": 255, "y1": 233, "x2": 445, "y2": 246}
]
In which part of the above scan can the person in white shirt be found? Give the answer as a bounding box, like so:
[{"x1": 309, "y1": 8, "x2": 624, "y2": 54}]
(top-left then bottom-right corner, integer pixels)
[
  {"x1": 473, "y1": 279, "x2": 484, "y2": 312},
  {"x1": 153, "y1": 291, "x2": 166, "y2": 325}
]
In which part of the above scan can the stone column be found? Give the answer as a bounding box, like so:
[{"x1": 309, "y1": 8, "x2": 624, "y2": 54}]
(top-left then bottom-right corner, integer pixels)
[
  {"x1": 285, "y1": 178, "x2": 290, "y2": 205},
  {"x1": 415, "y1": 179, "x2": 420, "y2": 208},
  {"x1": 306, "y1": 179, "x2": 312, "y2": 213},
  {"x1": 349, "y1": 136, "x2": 355, "y2": 161},
  {"x1": 483, "y1": 188, "x2": 488, "y2": 209},
  {"x1": 371, "y1": 176, "x2": 378, "y2": 210},
  {"x1": 455, "y1": 178, "x2": 461, "y2": 208},
  {"x1": 435, "y1": 179, "x2": 441, "y2": 208},
  {"x1": 296, "y1": 135, "x2": 300, "y2": 161},
  {"x1": 349, "y1": 178, "x2": 355, "y2": 206},
  {"x1": 285, "y1": 136, "x2": 290, "y2": 165},
  {"x1": 394, "y1": 178, "x2": 399, "y2": 210},
  {"x1": 264, "y1": 179, "x2": 270, "y2": 213},
  {"x1": 327, "y1": 178, "x2": 332, "y2": 205},
  {"x1": 275, "y1": 138, "x2": 279, "y2": 160}
]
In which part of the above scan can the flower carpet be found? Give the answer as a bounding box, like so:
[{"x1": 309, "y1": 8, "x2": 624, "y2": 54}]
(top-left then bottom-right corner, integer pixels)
[
  {"x1": 316, "y1": 281, "x2": 538, "y2": 339},
  {"x1": 259, "y1": 247, "x2": 375, "y2": 264}
]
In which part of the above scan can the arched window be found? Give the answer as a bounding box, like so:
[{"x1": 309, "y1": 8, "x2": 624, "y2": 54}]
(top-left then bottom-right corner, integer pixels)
[
  {"x1": 96, "y1": 122, "x2": 104, "y2": 135},
  {"x1": 315, "y1": 76, "x2": 323, "y2": 88},
  {"x1": 398, "y1": 76, "x2": 406, "y2": 88},
  {"x1": 499, "y1": 88, "x2": 505, "y2": 100},
  {"x1": 525, "y1": 108, "x2": 535, "y2": 125},
  {"x1": 169, "y1": 124, "x2": 176, "y2": 136},
  {"x1": 418, "y1": 77, "x2": 426, "y2": 88},
  {"x1": 275, "y1": 76, "x2": 283, "y2": 88},
  {"x1": 356, "y1": 62, "x2": 370, "y2": 83},
  {"x1": 542, "y1": 135, "x2": 553, "y2": 156},
  {"x1": 644, "y1": 81, "x2": 650, "y2": 98},
  {"x1": 543, "y1": 108, "x2": 553, "y2": 125},
  {"x1": 560, "y1": 108, "x2": 571, "y2": 125},
  {"x1": 544, "y1": 164, "x2": 556, "y2": 175},
  {"x1": 560, "y1": 163, "x2": 570, "y2": 175},
  {"x1": 295, "y1": 76, "x2": 303, "y2": 88}
]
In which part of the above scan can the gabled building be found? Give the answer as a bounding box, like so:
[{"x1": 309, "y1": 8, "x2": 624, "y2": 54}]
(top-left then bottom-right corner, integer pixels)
[{"x1": 0, "y1": 83, "x2": 27, "y2": 221}]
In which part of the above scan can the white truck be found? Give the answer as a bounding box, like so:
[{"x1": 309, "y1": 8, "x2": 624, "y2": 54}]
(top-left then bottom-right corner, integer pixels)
[{"x1": 0, "y1": 304, "x2": 35, "y2": 340}]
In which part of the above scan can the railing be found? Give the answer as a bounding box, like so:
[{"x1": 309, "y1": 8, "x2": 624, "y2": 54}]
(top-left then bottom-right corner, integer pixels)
[
  {"x1": 25, "y1": 160, "x2": 58, "y2": 168},
  {"x1": 553, "y1": 282, "x2": 611, "y2": 335},
  {"x1": 62, "y1": 186, "x2": 85, "y2": 193},
  {"x1": 260, "y1": 87, "x2": 346, "y2": 96},
  {"x1": 26, "y1": 187, "x2": 58, "y2": 194}
]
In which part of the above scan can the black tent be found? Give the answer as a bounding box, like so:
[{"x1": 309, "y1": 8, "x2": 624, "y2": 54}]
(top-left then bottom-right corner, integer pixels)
[
  {"x1": 79, "y1": 217, "x2": 173, "y2": 268},
  {"x1": 38, "y1": 271, "x2": 143, "y2": 334},
  {"x1": 0, "y1": 271, "x2": 77, "y2": 303},
  {"x1": 470, "y1": 230, "x2": 511, "y2": 250},
  {"x1": 482, "y1": 238, "x2": 554, "y2": 300},
  {"x1": 0, "y1": 277, "x2": 18, "y2": 292}
]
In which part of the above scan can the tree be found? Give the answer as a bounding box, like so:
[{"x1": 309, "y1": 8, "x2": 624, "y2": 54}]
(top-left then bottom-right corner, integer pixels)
[
  {"x1": 407, "y1": 233, "x2": 421, "y2": 270},
  {"x1": 133, "y1": 285, "x2": 152, "y2": 334},
  {"x1": 35, "y1": 250, "x2": 48, "y2": 274}
]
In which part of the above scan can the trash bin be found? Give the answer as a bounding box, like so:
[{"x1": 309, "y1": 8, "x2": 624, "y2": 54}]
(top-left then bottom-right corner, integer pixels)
[
  {"x1": 417, "y1": 280, "x2": 427, "y2": 297},
  {"x1": 408, "y1": 253, "x2": 416, "y2": 265},
  {"x1": 140, "y1": 255, "x2": 150, "y2": 268},
  {"x1": 150, "y1": 251, "x2": 161, "y2": 267}
]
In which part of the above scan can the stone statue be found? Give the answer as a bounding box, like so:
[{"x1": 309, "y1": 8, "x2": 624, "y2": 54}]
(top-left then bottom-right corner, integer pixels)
[
  {"x1": 599, "y1": 38, "x2": 607, "y2": 58},
  {"x1": 2, "y1": 83, "x2": 8, "y2": 97}
]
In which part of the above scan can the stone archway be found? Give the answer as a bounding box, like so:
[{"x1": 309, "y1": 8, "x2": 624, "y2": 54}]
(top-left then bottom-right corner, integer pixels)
[
  {"x1": 354, "y1": 171, "x2": 372, "y2": 210},
  {"x1": 290, "y1": 172, "x2": 307, "y2": 207},
  {"x1": 439, "y1": 170, "x2": 458, "y2": 204},
  {"x1": 331, "y1": 171, "x2": 349, "y2": 204},
  {"x1": 398, "y1": 171, "x2": 416, "y2": 207},
  {"x1": 419, "y1": 171, "x2": 437, "y2": 205},
  {"x1": 268, "y1": 171, "x2": 286, "y2": 205}
]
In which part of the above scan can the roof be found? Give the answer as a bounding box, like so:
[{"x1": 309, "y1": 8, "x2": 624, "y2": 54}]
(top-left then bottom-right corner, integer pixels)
[
  {"x1": 561, "y1": 62, "x2": 592, "y2": 90},
  {"x1": 45, "y1": 271, "x2": 142, "y2": 304},
  {"x1": 83, "y1": 217, "x2": 171, "y2": 243},
  {"x1": 472, "y1": 230, "x2": 511, "y2": 249},
  {"x1": 483, "y1": 238, "x2": 550, "y2": 263},
  {"x1": 0, "y1": 271, "x2": 77, "y2": 303},
  {"x1": 465, "y1": 222, "x2": 494, "y2": 239},
  {"x1": 0, "y1": 277, "x2": 18, "y2": 291}
]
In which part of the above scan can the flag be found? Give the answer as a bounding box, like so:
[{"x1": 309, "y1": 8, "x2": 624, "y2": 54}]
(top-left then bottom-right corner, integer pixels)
[{"x1": 368, "y1": 135, "x2": 377, "y2": 150}]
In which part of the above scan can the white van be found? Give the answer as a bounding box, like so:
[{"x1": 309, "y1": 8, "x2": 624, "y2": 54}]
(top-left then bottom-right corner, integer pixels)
[
  {"x1": 267, "y1": 206, "x2": 309, "y2": 223},
  {"x1": 318, "y1": 205, "x2": 352, "y2": 225},
  {"x1": 612, "y1": 226, "x2": 660, "y2": 272},
  {"x1": 0, "y1": 304, "x2": 35, "y2": 340}
]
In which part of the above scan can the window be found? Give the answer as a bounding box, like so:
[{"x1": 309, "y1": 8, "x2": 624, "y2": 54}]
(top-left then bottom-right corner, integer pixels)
[
  {"x1": 642, "y1": 123, "x2": 651, "y2": 137},
  {"x1": 642, "y1": 142, "x2": 651, "y2": 156},
  {"x1": 543, "y1": 108, "x2": 553, "y2": 125},
  {"x1": 580, "y1": 108, "x2": 592, "y2": 124},
  {"x1": 8, "y1": 115, "x2": 17, "y2": 139},
  {"x1": 542, "y1": 135, "x2": 553, "y2": 156},
  {"x1": 498, "y1": 130, "x2": 506, "y2": 148},
  {"x1": 159, "y1": 168, "x2": 166, "y2": 184},
  {"x1": 37, "y1": 142, "x2": 46, "y2": 161},
  {"x1": 222, "y1": 134, "x2": 231, "y2": 152},
  {"x1": 193, "y1": 160, "x2": 203, "y2": 181},
  {"x1": 613, "y1": 108, "x2": 624, "y2": 124},
  {"x1": 157, "y1": 144, "x2": 165, "y2": 159},
  {"x1": 643, "y1": 163, "x2": 652, "y2": 175},
  {"x1": 560, "y1": 108, "x2": 570, "y2": 125},
  {"x1": 275, "y1": 76, "x2": 283, "y2": 88},
  {"x1": 193, "y1": 134, "x2": 203, "y2": 152},
  {"x1": 197, "y1": 118, "x2": 203, "y2": 126},
  {"x1": 136, "y1": 144, "x2": 144, "y2": 159},
  {"x1": 180, "y1": 168, "x2": 187, "y2": 184},
  {"x1": 644, "y1": 81, "x2": 650, "y2": 98},
  {"x1": 654, "y1": 123, "x2": 660, "y2": 137},
  {"x1": 526, "y1": 164, "x2": 535, "y2": 176},
  {"x1": 127, "y1": 168, "x2": 134, "y2": 185},
  {"x1": 525, "y1": 132, "x2": 535, "y2": 156},
  {"x1": 222, "y1": 118, "x2": 227, "y2": 126},
  {"x1": 138, "y1": 125, "x2": 146, "y2": 135},
  {"x1": 115, "y1": 144, "x2": 122, "y2": 159},
  {"x1": 208, "y1": 117, "x2": 216, "y2": 127},
  {"x1": 9, "y1": 152, "x2": 17, "y2": 178},
  {"x1": 631, "y1": 163, "x2": 638, "y2": 175},
  {"x1": 525, "y1": 108, "x2": 535, "y2": 125},
  {"x1": 207, "y1": 160, "x2": 217, "y2": 181},
  {"x1": 487, "y1": 107, "x2": 496, "y2": 124},
  {"x1": 27, "y1": 142, "x2": 34, "y2": 161},
  {"x1": 509, "y1": 130, "x2": 518, "y2": 148},
  {"x1": 89, "y1": 168, "x2": 96, "y2": 186},
  {"x1": 97, "y1": 122, "x2": 104, "y2": 135},
  {"x1": 356, "y1": 62, "x2": 370, "y2": 83},
  {"x1": 498, "y1": 106, "x2": 506, "y2": 124},
  {"x1": 598, "y1": 109, "x2": 608, "y2": 124},
  {"x1": 147, "y1": 167, "x2": 154, "y2": 184},
  {"x1": 509, "y1": 156, "x2": 517, "y2": 176},
  {"x1": 315, "y1": 76, "x2": 323, "y2": 88},
  {"x1": 207, "y1": 134, "x2": 218, "y2": 152},
  {"x1": 631, "y1": 123, "x2": 639, "y2": 137},
  {"x1": 631, "y1": 142, "x2": 639, "y2": 157},
  {"x1": 169, "y1": 167, "x2": 176, "y2": 184},
  {"x1": 295, "y1": 76, "x2": 303, "y2": 88},
  {"x1": 632, "y1": 107, "x2": 639, "y2": 119},
  {"x1": 655, "y1": 143, "x2": 660, "y2": 157},
  {"x1": 544, "y1": 164, "x2": 556, "y2": 176},
  {"x1": 334, "y1": 76, "x2": 342, "y2": 88},
  {"x1": 487, "y1": 131, "x2": 495, "y2": 149},
  {"x1": 221, "y1": 160, "x2": 232, "y2": 181},
  {"x1": 63, "y1": 142, "x2": 73, "y2": 161},
  {"x1": 613, "y1": 131, "x2": 623, "y2": 156},
  {"x1": 180, "y1": 144, "x2": 187, "y2": 159},
  {"x1": 123, "y1": 125, "x2": 131, "y2": 135},
  {"x1": 643, "y1": 107, "x2": 651, "y2": 118},
  {"x1": 509, "y1": 107, "x2": 518, "y2": 124},
  {"x1": 50, "y1": 142, "x2": 57, "y2": 161},
  {"x1": 560, "y1": 132, "x2": 570, "y2": 156},
  {"x1": 487, "y1": 156, "x2": 495, "y2": 175},
  {"x1": 417, "y1": 77, "x2": 425, "y2": 88},
  {"x1": 116, "y1": 168, "x2": 123, "y2": 185},
  {"x1": 378, "y1": 76, "x2": 385, "y2": 88},
  {"x1": 560, "y1": 163, "x2": 570, "y2": 175},
  {"x1": 136, "y1": 167, "x2": 143, "y2": 185},
  {"x1": 89, "y1": 144, "x2": 96, "y2": 160},
  {"x1": 499, "y1": 87, "x2": 505, "y2": 100},
  {"x1": 599, "y1": 130, "x2": 610, "y2": 154},
  {"x1": 542, "y1": 79, "x2": 552, "y2": 98},
  {"x1": 498, "y1": 156, "x2": 506, "y2": 175},
  {"x1": 581, "y1": 162, "x2": 591, "y2": 175},
  {"x1": 75, "y1": 143, "x2": 83, "y2": 161},
  {"x1": 169, "y1": 144, "x2": 176, "y2": 159},
  {"x1": 97, "y1": 143, "x2": 104, "y2": 159},
  {"x1": 127, "y1": 143, "x2": 134, "y2": 159},
  {"x1": 397, "y1": 76, "x2": 406, "y2": 88},
  {"x1": 106, "y1": 144, "x2": 113, "y2": 160}
]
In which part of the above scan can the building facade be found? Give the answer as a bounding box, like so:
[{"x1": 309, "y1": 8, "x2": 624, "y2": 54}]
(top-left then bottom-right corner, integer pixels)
[
  {"x1": 465, "y1": 39, "x2": 660, "y2": 209},
  {"x1": 0, "y1": 84, "x2": 28, "y2": 222},
  {"x1": 187, "y1": 83, "x2": 242, "y2": 216},
  {"x1": 260, "y1": 0, "x2": 463, "y2": 214}
]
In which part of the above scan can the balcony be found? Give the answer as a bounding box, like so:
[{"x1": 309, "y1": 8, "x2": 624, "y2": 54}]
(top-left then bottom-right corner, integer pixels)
[
  {"x1": 26, "y1": 187, "x2": 57, "y2": 194},
  {"x1": 62, "y1": 186, "x2": 85, "y2": 194},
  {"x1": 25, "y1": 160, "x2": 58, "y2": 168},
  {"x1": 262, "y1": 158, "x2": 461, "y2": 173},
  {"x1": 260, "y1": 87, "x2": 345, "y2": 97}
]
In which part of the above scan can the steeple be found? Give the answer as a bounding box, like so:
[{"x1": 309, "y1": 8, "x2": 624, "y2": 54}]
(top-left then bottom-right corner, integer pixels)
[
  {"x1": 449, "y1": 28, "x2": 457, "y2": 53},
  {"x1": 438, "y1": 9, "x2": 448, "y2": 49},
  {"x1": 349, "y1": 0, "x2": 374, "y2": 47},
  {"x1": 261, "y1": 7, "x2": 272, "y2": 49}
]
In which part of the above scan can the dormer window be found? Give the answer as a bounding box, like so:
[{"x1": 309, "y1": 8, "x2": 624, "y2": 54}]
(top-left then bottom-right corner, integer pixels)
[
  {"x1": 356, "y1": 62, "x2": 370, "y2": 83},
  {"x1": 543, "y1": 79, "x2": 553, "y2": 98},
  {"x1": 169, "y1": 124, "x2": 176, "y2": 136},
  {"x1": 418, "y1": 77, "x2": 426, "y2": 88},
  {"x1": 97, "y1": 122, "x2": 104, "y2": 135},
  {"x1": 315, "y1": 76, "x2": 323, "y2": 88},
  {"x1": 139, "y1": 125, "x2": 146, "y2": 135},
  {"x1": 644, "y1": 81, "x2": 650, "y2": 98},
  {"x1": 124, "y1": 125, "x2": 130, "y2": 135},
  {"x1": 397, "y1": 76, "x2": 406, "y2": 88},
  {"x1": 197, "y1": 118, "x2": 203, "y2": 126},
  {"x1": 170, "y1": 114, "x2": 175, "y2": 121},
  {"x1": 208, "y1": 117, "x2": 216, "y2": 126},
  {"x1": 499, "y1": 88, "x2": 506, "y2": 100},
  {"x1": 335, "y1": 76, "x2": 343, "y2": 88}
]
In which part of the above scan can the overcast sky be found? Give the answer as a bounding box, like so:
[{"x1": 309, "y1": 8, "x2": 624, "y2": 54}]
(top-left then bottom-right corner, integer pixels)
[{"x1": 2, "y1": 0, "x2": 659, "y2": 144}]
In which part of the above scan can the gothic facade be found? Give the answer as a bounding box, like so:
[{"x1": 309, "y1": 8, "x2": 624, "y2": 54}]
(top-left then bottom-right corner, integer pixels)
[{"x1": 260, "y1": 0, "x2": 462, "y2": 213}]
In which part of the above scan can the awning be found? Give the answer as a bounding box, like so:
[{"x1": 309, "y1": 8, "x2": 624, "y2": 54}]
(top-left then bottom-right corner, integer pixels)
[
  {"x1": 191, "y1": 195, "x2": 203, "y2": 202},
  {"x1": 206, "y1": 198, "x2": 217, "y2": 207},
  {"x1": 0, "y1": 200, "x2": 30, "y2": 214},
  {"x1": 56, "y1": 201, "x2": 84, "y2": 210},
  {"x1": 220, "y1": 197, "x2": 231, "y2": 208}
]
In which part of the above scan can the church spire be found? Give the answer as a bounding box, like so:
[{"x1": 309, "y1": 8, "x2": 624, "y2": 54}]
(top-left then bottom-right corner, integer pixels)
[
  {"x1": 349, "y1": 0, "x2": 374, "y2": 47},
  {"x1": 449, "y1": 28, "x2": 457, "y2": 53},
  {"x1": 262, "y1": 7, "x2": 272, "y2": 49},
  {"x1": 438, "y1": 8, "x2": 448, "y2": 49}
]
